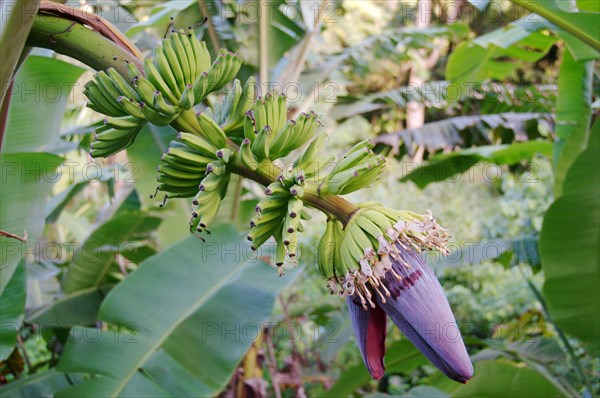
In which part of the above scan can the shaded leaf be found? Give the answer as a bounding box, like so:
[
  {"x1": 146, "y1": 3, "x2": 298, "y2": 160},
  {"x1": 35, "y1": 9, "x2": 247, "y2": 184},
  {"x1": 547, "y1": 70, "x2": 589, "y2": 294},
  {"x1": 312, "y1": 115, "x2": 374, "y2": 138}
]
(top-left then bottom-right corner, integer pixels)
[
  {"x1": 0, "y1": 152, "x2": 62, "y2": 294},
  {"x1": 552, "y1": 49, "x2": 593, "y2": 197},
  {"x1": 0, "y1": 369, "x2": 78, "y2": 398},
  {"x1": 62, "y1": 211, "x2": 161, "y2": 293},
  {"x1": 541, "y1": 121, "x2": 599, "y2": 354},
  {"x1": 0, "y1": 260, "x2": 26, "y2": 360},
  {"x1": 450, "y1": 360, "x2": 568, "y2": 397},
  {"x1": 27, "y1": 285, "x2": 112, "y2": 331},
  {"x1": 375, "y1": 112, "x2": 552, "y2": 155},
  {"x1": 400, "y1": 141, "x2": 553, "y2": 188}
]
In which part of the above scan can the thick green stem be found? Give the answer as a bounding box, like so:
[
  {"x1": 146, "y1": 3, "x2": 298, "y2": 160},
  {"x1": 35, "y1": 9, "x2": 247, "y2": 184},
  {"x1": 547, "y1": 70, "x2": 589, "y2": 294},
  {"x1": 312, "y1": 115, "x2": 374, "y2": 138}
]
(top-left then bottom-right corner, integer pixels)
[
  {"x1": 26, "y1": 14, "x2": 142, "y2": 78},
  {"x1": 227, "y1": 155, "x2": 359, "y2": 225}
]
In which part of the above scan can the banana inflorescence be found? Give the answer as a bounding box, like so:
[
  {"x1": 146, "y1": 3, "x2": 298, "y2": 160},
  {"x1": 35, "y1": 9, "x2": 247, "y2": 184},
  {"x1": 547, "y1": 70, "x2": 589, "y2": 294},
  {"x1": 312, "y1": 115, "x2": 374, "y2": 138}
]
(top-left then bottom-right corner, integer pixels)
[{"x1": 83, "y1": 27, "x2": 453, "y2": 306}]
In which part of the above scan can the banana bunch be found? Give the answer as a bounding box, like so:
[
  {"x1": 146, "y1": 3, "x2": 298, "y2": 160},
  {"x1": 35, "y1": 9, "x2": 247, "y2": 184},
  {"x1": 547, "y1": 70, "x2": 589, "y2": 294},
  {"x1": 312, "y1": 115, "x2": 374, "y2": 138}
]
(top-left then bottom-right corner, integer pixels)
[
  {"x1": 318, "y1": 139, "x2": 386, "y2": 195},
  {"x1": 241, "y1": 93, "x2": 320, "y2": 162},
  {"x1": 248, "y1": 183, "x2": 290, "y2": 251},
  {"x1": 156, "y1": 136, "x2": 220, "y2": 197},
  {"x1": 189, "y1": 159, "x2": 231, "y2": 238},
  {"x1": 91, "y1": 116, "x2": 146, "y2": 157},
  {"x1": 84, "y1": 29, "x2": 243, "y2": 158}
]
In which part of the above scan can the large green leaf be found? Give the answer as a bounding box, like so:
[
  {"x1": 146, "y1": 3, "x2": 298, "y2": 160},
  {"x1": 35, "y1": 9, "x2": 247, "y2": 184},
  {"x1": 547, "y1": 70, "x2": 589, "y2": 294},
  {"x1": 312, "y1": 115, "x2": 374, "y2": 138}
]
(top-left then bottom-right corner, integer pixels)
[
  {"x1": 62, "y1": 211, "x2": 161, "y2": 293},
  {"x1": 28, "y1": 285, "x2": 112, "y2": 330},
  {"x1": 0, "y1": 260, "x2": 26, "y2": 360},
  {"x1": 3, "y1": 56, "x2": 85, "y2": 153},
  {"x1": 450, "y1": 360, "x2": 568, "y2": 397},
  {"x1": 0, "y1": 152, "x2": 62, "y2": 293},
  {"x1": 56, "y1": 225, "x2": 295, "y2": 397},
  {"x1": 322, "y1": 340, "x2": 429, "y2": 397},
  {"x1": 400, "y1": 141, "x2": 553, "y2": 189},
  {"x1": 540, "y1": 121, "x2": 599, "y2": 355},
  {"x1": 446, "y1": 29, "x2": 555, "y2": 85},
  {"x1": 552, "y1": 50, "x2": 593, "y2": 197},
  {"x1": 0, "y1": 0, "x2": 40, "y2": 102}
]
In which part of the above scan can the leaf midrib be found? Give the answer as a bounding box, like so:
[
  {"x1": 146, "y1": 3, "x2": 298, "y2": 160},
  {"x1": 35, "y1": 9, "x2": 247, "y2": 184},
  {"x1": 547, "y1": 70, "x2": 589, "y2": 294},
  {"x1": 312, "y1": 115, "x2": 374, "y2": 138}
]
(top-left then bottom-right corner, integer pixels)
[{"x1": 109, "y1": 260, "x2": 248, "y2": 397}]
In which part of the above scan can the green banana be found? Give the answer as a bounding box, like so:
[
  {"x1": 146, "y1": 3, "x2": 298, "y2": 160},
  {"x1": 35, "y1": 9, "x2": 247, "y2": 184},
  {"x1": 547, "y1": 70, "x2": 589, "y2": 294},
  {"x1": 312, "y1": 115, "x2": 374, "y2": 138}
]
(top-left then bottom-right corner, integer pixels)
[
  {"x1": 243, "y1": 112, "x2": 257, "y2": 143},
  {"x1": 132, "y1": 75, "x2": 158, "y2": 105},
  {"x1": 160, "y1": 154, "x2": 206, "y2": 173},
  {"x1": 84, "y1": 81, "x2": 127, "y2": 117},
  {"x1": 170, "y1": 31, "x2": 191, "y2": 84},
  {"x1": 189, "y1": 31, "x2": 211, "y2": 74},
  {"x1": 177, "y1": 132, "x2": 218, "y2": 157},
  {"x1": 157, "y1": 174, "x2": 200, "y2": 188},
  {"x1": 103, "y1": 115, "x2": 142, "y2": 130},
  {"x1": 250, "y1": 207, "x2": 284, "y2": 227},
  {"x1": 167, "y1": 146, "x2": 214, "y2": 165},
  {"x1": 247, "y1": 217, "x2": 281, "y2": 244},
  {"x1": 106, "y1": 68, "x2": 138, "y2": 100},
  {"x1": 179, "y1": 84, "x2": 195, "y2": 110},
  {"x1": 289, "y1": 184, "x2": 304, "y2": 198},
  {"x1": 162, "y1": 39, "x2": 185, "y2": 90},
  {"x1": 116, "y1": 96, "x2": 144, "y2": 119},
  {"x1": 157, "y1": 164, "x2": 204, "y2": 181},
  {"x1": 287, "y1": 197, "x2": 303, "y2": 218},
  {"x1": 144, "y1": 57, "x2": 179, "y2": 104},
  {"x1": 199, "y1": 172, "x2": 222, "y2": 192},
  {"x1": 318, "y1": 219, "x2": 337, "y2": 278},
  {"x1": 154, "y1": 46, "x2": 182, "y2": 98},
  {"x1": 197, "y1": 113, "x2": 228, "y2": 148},
  {"x1": 139, "y1": 102, "x2": 177, "y2": 125},
  {"x1": 251, "y1": 125, "x2": 271, "y2": 160},
  {"x1": 153, "y1": 91, "x2": 180, "y2": 115},
  {"x1": 239, "y1": 138, "x2": 259, "y2": 171},
  {"x1": 267, "y1": 122, "x2": 294, "y2": 158}
]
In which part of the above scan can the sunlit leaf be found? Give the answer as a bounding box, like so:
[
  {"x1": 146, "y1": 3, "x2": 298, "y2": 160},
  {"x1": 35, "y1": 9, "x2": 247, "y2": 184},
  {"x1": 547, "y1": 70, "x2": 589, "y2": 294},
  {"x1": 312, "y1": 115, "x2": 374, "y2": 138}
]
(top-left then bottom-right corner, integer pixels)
[{"x1": 56, "y1": 224, "x2": 296, "y2": 396}]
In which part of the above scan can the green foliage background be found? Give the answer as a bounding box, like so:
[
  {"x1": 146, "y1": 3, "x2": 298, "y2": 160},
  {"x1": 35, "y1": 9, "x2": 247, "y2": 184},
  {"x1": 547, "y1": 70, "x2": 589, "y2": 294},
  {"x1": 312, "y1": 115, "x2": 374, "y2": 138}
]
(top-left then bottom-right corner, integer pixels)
[{"x1": 0, "y1": 0, "x2": 598, "y2": 397}]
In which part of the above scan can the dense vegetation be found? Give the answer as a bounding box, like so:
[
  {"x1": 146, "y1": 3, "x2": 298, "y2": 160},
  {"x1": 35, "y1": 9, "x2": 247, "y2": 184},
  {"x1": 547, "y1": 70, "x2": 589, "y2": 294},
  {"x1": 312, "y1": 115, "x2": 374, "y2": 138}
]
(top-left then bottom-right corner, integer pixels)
[{"x1": 0, "y1": 0, "x2": 598, "y2": 397}]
